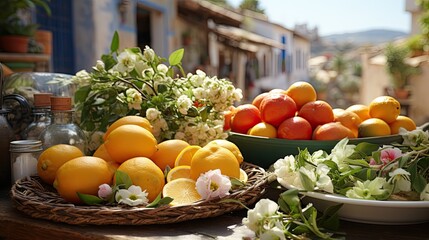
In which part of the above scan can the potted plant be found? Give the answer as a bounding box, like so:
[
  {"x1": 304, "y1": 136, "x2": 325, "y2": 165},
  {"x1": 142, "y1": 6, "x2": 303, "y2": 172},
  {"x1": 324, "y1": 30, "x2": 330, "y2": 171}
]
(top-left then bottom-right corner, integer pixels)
[
  {"x1": 384, "y1": 43, "x2": 420, "y2": 99},
  {"x1": 0, "y1": 0, "x2": 51, "y2": 53}
]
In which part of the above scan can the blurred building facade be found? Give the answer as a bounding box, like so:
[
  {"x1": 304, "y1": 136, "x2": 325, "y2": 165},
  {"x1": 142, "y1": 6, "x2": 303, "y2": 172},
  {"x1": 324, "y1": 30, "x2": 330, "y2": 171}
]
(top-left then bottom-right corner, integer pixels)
[{"x1": 360, "y1": 0, "x2": 429, "y2": 125}]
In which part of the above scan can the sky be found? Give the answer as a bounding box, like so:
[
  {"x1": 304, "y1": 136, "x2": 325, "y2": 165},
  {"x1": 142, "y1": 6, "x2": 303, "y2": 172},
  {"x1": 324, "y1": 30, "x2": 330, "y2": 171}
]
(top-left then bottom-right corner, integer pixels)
[{"x1": 228, "y1": 0, "x2": 411, "y2": 36}]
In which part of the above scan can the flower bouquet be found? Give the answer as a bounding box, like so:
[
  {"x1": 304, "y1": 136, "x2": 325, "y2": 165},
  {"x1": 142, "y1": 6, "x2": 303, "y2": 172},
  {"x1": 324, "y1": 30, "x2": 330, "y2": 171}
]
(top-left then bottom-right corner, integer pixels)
[
  {"x1": 242, "y1": 127, "x2": 429, "y2": 239},
  {"x1": 71, "y1": 32, "x2": 242, "y2": 152}
]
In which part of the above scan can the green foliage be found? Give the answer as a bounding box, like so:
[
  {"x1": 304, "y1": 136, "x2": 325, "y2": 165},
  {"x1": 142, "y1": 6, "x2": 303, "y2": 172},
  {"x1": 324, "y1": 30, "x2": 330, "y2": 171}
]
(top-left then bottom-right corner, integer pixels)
[
  {"x1": 0, "y1": 0, "x2": 51, "y2": 36},
  {"x1": 385, "y1": 43, "x2": 420, "y2": 89},
  {"x1": 239, "y1": 0, "x2": 265, "y2": 14}
]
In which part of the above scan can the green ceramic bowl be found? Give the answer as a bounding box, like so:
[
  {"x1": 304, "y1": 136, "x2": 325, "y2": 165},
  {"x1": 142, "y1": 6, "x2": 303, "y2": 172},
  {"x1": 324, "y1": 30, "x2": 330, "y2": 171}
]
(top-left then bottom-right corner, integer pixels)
[{"x1": 227, "y1": 127, "x2": 424, "y2": 169}]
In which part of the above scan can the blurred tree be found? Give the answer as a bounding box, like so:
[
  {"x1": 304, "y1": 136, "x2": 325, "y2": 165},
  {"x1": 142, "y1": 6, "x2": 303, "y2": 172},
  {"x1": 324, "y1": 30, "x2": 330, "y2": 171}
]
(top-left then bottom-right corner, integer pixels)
[
  {"x1": 332, "y1": 54, "x2": 348, "y2": 75},
  {"x1": 239, "y1": 0, "x2": 265, "y2": 14},
  {"x1": 205, "y1": 0, "x2": 232, "y2": 8},
  {"x1": 417, "y1": 0, "x2": 429, "y2": 51}
]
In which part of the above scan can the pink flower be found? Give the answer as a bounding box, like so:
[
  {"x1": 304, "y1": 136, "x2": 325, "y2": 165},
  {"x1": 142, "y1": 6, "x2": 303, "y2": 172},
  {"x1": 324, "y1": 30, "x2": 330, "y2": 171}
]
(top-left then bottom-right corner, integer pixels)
[
  {"x1": 380, "y1": 148, "x2": 402, "y2": 164},
  {"x1": 98, "y1": 183, "x2": 113, "y2": 199},
  {"x1": 369, "y1": 148, "x2": 402, "y2": 171},
  {"x1": 196, "y1": 169, "x2": 232, "y2": 200}
]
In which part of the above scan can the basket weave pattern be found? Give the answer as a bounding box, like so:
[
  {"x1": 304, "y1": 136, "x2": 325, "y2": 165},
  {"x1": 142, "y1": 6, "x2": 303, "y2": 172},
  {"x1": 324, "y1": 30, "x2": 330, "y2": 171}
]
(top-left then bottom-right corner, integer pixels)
[{"x1": 10, "y1": 162, "x2": 268, "y2": 225}]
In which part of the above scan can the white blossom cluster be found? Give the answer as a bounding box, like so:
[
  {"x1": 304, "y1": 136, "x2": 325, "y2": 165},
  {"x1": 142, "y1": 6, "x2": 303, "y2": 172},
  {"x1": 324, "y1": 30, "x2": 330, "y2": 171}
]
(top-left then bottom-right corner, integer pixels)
[{"x1": 73, "y1": 45, "x2": 242, "y2": 147}]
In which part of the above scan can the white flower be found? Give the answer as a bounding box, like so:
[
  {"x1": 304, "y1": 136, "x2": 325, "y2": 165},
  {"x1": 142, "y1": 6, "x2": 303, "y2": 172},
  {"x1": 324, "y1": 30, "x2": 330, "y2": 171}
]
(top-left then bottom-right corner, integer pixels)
[
  {"x1": 143, "y1": 45, "x2": 155, "y2": 62},
  {"x1": 146, "y1": 108, "x2": 161, "y2": 121},
  {"x1": 98, "y1": 184, "x2": 112, "y2": 199},
  {"x1": 176, "y1": 95, "x2": 193, "y2": 115},
  {"x1": 115, "y1": 185, "x2": 149, "y2": 206},
  {"x1": 420, "y1": 183, "x2": 429, "y2": 201},
  {"x1": 273, "y1": 155, "x2": 301, "y2": 189},
  {"x1": 95, "y1": 60, "x2": 105, "y2": 71},
  {"x1": 346, "y1": 177, "x2": 388, "y2": 200},
  {"x1": 124, "y1": 88, "x2": 143, "y2": 110},
  {"x1": 260, "y1": 225, "x2": 286, "y2": 240},
  {"x1": 388, "y1": 168, "x2": 411, "y2": 193},
  {"x1": 315, "y1": 164, "x2": 334, "y2": 193},
  {"x1": 157, "y1": 64, "x2": 168, "y2": 74},
  {"x1": 196, "y1": 169, "x2": 231, "y2": 200},
  {"x1": 115, "y1": 50, "x2": 136, "y2": 73},
  {"x1": 330, "y1": 138, "x2": 355, "y2": 172},
  {"x1": 242, "y1": 199, "x2": 279, "y2": 233},
  {"x1": 401, "y1": 128, "x2": 429, "y2": 146},
  {"x1": 72, "y1": 70, "x2": 91, "y2": 85}
]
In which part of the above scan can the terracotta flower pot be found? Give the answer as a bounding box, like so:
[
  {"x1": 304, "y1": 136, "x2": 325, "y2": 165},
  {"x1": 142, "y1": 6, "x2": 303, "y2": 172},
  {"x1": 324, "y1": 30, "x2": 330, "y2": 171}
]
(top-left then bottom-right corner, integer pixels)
[
  {"x1": 35, "y1": 30, "x2": 52, "y2": 54},
  {"x1": 0, "y1": 35, "x2": 30, "y2": 53}
]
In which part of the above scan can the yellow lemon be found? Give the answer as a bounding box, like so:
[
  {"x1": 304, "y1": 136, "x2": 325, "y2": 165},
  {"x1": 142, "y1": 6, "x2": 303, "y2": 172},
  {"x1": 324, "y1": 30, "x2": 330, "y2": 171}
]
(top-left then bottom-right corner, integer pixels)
[
  {"x1": 162, "y1": 178, "x2": 202, "y2": 206},
  {"x1": 369, "y1": 96, "x2": 401, "y2": 124},
  {"x1": 358, "y1": 118, "x2": 391, "y2": 137},
  {"x1": 190, "y1": 144, "x2": 240, "y2": 180},
  {"x1": 37, "y1": 144, "x2": 84, "y2": 185},
  {"x1": 117, "y1": 157, "x2": 165, "y2": 202},
  {"x1": 54, "y1": 156, "x2": 113, "y2": 204},
  {"x1": 104, "y1": 124, "x2": 158, "y2": 164}
]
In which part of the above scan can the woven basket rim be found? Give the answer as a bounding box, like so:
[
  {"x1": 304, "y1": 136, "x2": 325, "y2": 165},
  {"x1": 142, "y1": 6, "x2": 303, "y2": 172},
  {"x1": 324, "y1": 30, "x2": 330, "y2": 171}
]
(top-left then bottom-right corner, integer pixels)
[{"x1": 10, "y1": 162, "x2": 268, "y2": 225}]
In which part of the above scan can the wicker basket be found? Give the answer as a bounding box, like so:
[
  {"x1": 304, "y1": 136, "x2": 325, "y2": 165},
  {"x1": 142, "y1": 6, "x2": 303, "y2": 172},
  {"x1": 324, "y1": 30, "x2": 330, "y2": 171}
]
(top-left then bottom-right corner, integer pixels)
[{"x1": 10, "y1": 162, "x2": 268, "y2": 225}]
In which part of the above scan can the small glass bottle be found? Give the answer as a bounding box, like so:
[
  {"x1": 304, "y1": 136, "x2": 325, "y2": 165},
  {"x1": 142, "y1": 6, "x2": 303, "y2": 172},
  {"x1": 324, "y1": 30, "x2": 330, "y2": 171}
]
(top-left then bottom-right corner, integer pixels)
[
  {"x1": 10, "y1": 140, "x2": 43, "y2": 183},
  {"x1": 22, "y1": 93, "x2": 52, "y2": 140},
  {"x1": 39, "y1": 96, "x2": 87, "y2": 153}
]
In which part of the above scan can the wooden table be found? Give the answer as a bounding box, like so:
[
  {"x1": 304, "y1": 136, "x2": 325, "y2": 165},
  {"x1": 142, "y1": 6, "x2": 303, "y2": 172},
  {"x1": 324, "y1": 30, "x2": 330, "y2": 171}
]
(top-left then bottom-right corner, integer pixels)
[{"x1": 0, "y1": 189, "x2": 428, "y2": 240}]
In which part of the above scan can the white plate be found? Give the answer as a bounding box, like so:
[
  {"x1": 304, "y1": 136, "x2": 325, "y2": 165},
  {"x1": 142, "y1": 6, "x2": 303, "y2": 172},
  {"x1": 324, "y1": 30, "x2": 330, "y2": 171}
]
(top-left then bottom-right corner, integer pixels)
[{"x1": 283, "y1": 184, "x2": 429, "y2": 225}]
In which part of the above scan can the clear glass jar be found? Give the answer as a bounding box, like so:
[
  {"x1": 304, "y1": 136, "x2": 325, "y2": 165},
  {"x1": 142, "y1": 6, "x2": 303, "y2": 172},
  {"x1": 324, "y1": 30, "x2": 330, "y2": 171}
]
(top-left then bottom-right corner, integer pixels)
[
  {"x1": 22, "y1": 93, "x2": 52, "y2": 140},
  {"x1": 39, "y1": 96, "x2": 86, "y2": 153},
  {"x1": 10, "y1": 140, "x2": 42, "y2": 183}
]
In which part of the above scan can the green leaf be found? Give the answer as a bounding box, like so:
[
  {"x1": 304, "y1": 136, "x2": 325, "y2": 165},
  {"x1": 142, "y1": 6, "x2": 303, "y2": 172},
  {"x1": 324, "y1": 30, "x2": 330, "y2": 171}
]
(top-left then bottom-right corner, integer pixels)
[
  {"x1": 169, "y1": 48, "x2": 184, "y2": 66},
  {"x1": 279, "y1": 189, "x2": 301, "y2": 213},
  {"x1": 101, "y1": 54, "x2": 117, "y2": 70},
  {"x1": 230, "y1": 177, "x2": 245, "y2": 188},
  {"x1": 74, "y1": 85, "x2": 91, "y2": 104},
  {"x1": 318, "y1": 204, "x2": 343, "y2": 231},
  {"x1": 114, "y1": 170, "x2": 133, "y2": 189},
  {"x1": 77, "y1": 192, "x2": 104, "y2": 205},
  {"x1": 110, "y1": 31, "x2": 119, "y2": 53},
  {"x1": 146, "y1": 192, "x2": 174, "y2": 208}
]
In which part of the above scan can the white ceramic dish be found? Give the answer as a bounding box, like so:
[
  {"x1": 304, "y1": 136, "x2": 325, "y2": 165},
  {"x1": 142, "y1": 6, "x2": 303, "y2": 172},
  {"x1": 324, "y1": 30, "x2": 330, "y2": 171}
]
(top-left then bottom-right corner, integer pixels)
[{"x1": 284, "y1": 184, "x2": 429, "y2": 225}]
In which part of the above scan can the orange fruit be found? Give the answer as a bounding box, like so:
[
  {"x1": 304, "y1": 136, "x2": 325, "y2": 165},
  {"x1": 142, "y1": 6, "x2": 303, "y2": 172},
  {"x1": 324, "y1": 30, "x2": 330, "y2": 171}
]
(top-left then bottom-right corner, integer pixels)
[
  {"x1": 150, "y1": 139, "x2": 190, "y2": 171},
  {"x1": 103, "y1": 115, "x2": 153, "y2": 141},
  {"x1": 190, "y1": 144, "x2": 240, "y2": 180},
  {"x1": 346, "y1": 104, "x2": 371, "y2": 121},
  {"x1": 230, "y1": 104, "x2": 262, "y2": 134},
  {"x1": 312, "y1": 122, "x2": 356, "y2": 140},
  {"x1": 117, "y1": 157, "x2": 165, "y2": 202},
  {"x1": 368, "y1": 96, "x2": 401, "y2": 124},
  {"x1": 277, "y1": 116, "x2": 312, "y2": 140},
  {"x1": 389, "y1": 116, "x2": 417, "y2": 134},
  {"x1": 54, "y1": 156, "x2": 114, "y2": 204},
  {"x1": 248, "y1": 122, "x2": 277, "y2": 138},
  {"x1": 205, "y1": 139, "x2": 244, "y2": 164},
  {"x1": 104, "y1": 124, "x2": 158, "y2": 164},
  {"x1": 358, "y1": 118, "x2": 391, "y2": 137},
  {"x1": 334, "y1": 109, "x2": 362, "y2": 138},
  {"x1": 162, "y1": 178, "x2": 201, "y2": 206},
  {"x1": 166, "y1": 165, "x2": 191, "y2": 182},
  {"x1": 260, "y1": 93, "x2": 297, "y2": 127},
  {"x1": 175, "y1": 145, "x2": 202, "y2": 167},
  {"x1": 285, "y1": 81, "x2": 317, "y2": 110},
  {"x1": 93, "y1": 143, "x2": 113, "y2": 162},
  {"x1": 223, "y1": 106, "x2": 236, "y2": 131},
  {"x1": 37, "y1": 144, "x2": 84, "y2": 185},
  {"x1": 298, "y1": 100, "x2": 334, "y2": 129},
  {"x1": 252, "y1": 92, "x2": 270, "y2": 110}
]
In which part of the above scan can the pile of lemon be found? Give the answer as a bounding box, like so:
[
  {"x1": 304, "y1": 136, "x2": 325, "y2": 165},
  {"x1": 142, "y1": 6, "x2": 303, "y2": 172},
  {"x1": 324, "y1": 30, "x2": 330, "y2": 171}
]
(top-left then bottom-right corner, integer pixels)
[{"x1": 37, "y1": 116, "x2": 246, "y2": 206}]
